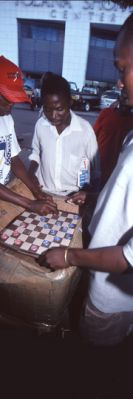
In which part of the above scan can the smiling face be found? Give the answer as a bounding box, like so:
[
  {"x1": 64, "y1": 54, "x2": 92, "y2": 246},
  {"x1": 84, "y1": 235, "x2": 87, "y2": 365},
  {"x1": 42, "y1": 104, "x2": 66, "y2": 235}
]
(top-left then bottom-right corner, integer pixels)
[
  {"x1": 43, "y1": 94, "x2": 71, "y2": 134},
  {"x1": 114, "y1": 34, "x2": 133, "y2": 107},
  {"x1": 0, "y1": 94, "x2": 13, "y2": 116}
]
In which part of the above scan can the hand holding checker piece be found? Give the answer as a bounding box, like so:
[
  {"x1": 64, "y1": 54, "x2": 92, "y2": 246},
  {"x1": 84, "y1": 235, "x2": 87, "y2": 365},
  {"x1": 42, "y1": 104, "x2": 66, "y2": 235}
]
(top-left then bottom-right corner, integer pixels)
[{"x1": 52, "y1": 195, "x2": 80, "y2": 214}]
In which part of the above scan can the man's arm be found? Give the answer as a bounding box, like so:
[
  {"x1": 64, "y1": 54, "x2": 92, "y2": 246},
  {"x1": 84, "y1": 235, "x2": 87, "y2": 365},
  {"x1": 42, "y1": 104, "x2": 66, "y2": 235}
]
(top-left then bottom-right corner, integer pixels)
[
  {"x1": 0, "y1": 182, "x2": 33, "y2": 208},
  {"x1": 1, "y1": 156, "x2": 57, "y2": 214},
  {"x1": 28, "y1": 160, "x2": 40, "y2": 188},
  {"x1": 11, "y1": 155, "x2": 50, "y2": 200},
  {"x1": 67, "y1": 246, "x2": 128, "y2": 273},
  {"x1": 38, "y1": 246, "x2": 128, "y2": 273},
  {"x1": 11, "y1": 156, "x2": 39, "y2": 194},
  {"x1": 28, "y1": 160, "x2": 39, "y2": 178},
  {"x1": 0, "y1": 182, "x2": 57, "y2": 215}
]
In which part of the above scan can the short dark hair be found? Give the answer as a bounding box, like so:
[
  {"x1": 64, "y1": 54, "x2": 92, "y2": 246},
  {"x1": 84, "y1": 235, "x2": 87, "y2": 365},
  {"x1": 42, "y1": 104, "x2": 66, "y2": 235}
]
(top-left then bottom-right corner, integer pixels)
[{"x1": 41, "y1": 72, "x2": 71, "y2": 102}]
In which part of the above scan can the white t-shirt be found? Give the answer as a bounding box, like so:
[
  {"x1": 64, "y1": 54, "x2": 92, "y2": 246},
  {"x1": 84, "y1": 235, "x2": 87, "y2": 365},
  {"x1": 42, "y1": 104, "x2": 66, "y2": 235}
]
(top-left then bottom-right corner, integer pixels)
[
  {"x1": 29, "y1": 111, "x2": 100, "y2": 195},
  {"x1": 88, "y1": 129, "x2": 133, "y2": 313},
  {"x1": 0, "y1": 115, "x2": 20, "y2": 185}
]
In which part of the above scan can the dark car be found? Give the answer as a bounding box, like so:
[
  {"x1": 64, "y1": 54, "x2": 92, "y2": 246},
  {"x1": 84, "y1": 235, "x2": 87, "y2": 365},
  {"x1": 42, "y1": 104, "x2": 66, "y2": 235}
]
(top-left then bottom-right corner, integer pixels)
[
  {"x1": 80, "y1": 86, "x2": 100, "y2": 112},
  {"x1": 68, "y1": 81, "x2": 82, "y2": 111},
  {"x1": 69, "y1": 83, "x2": 100, "y2": 112}
]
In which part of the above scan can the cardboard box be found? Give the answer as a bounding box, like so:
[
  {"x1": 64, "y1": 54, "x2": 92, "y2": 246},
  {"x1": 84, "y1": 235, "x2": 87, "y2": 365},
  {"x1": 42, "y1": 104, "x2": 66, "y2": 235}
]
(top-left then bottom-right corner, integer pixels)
[{"x1": 0, "y1": 178, "x2": 82, "y2": 332}]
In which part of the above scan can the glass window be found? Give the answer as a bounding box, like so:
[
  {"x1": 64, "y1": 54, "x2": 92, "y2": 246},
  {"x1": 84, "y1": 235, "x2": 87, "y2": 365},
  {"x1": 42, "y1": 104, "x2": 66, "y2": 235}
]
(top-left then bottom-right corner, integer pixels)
[
  {"x1": 106, "y1": 40, "x2": 115, "y2": 49},
  {"x1": 90, "y1": 37, "x2": 96, "y2": 46},
  {"x1": 96, "y1": 38, "x2": 105, "y2": 47},
  {"x1": 32, "y1": 26, "x2": 58, "y2": 41},
  {"x1": 21, "y1": 24, "x2": 32, "y2": 38}
]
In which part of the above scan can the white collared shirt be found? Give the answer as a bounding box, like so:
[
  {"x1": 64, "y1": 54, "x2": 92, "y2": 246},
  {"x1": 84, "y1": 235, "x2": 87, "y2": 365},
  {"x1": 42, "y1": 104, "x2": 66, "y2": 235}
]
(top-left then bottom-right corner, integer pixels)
[
  {"x1": 0, "y1": 115, "x2": 20, "y2": 185},
  {"x1": 29, "y1": 111, "x2": 100, "y2": 195},
  {"x1": 88, "y1": 129, "x2": 133, "y2": 313}
]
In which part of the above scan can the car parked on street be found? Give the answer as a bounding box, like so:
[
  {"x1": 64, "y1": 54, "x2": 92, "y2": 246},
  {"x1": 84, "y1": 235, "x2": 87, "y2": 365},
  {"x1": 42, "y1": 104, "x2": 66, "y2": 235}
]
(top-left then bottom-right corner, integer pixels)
[
  {"x1": 69, "y1": 82, "x2": 100, "y2": 112},
  {"x1": 68, "y1": 81, "x2": 82, "y2": 111},
  {"x1": 24, "y1": 84, "x2": 34, "y2": 100},
  {"x1": 80, "y1": 85, "x2": 100, "y2": 112},
  {"x1": 100, "y1": 89, "x2": 121, "y2": 109}
]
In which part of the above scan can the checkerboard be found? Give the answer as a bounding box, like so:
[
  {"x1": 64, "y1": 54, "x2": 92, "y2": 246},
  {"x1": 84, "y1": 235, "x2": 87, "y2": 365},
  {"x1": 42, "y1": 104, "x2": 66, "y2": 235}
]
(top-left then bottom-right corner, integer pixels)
[{"x1": 0, "y1": 210, "x2": 81, "y2": 258}]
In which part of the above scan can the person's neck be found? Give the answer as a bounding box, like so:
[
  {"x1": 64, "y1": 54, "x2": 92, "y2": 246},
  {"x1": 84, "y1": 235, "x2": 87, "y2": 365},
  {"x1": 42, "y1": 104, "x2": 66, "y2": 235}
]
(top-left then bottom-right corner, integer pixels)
[{"x1": 56, "y1": 113, "x2": 71, "y2": 135}]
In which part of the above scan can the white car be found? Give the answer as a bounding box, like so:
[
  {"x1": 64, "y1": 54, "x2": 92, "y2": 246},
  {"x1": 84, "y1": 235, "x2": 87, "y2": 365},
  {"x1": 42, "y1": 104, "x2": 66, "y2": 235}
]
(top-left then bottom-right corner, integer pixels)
[{"x1": 100, "y1": 90, "x2": 121, "y2": 109}]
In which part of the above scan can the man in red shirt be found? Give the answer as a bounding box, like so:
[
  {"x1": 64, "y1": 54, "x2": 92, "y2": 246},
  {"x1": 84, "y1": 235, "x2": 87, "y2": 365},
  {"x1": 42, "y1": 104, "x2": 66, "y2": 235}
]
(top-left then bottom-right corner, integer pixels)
[{"x1": 93, "y1": 98, "x2": 133, "y2": 188}]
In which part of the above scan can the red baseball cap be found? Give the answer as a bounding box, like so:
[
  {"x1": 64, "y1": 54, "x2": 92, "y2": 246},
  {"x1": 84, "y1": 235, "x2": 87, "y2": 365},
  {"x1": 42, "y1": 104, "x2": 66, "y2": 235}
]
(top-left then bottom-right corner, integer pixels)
[{"x1": 0, "y1": 56, "x2": 31, "y2": 103}]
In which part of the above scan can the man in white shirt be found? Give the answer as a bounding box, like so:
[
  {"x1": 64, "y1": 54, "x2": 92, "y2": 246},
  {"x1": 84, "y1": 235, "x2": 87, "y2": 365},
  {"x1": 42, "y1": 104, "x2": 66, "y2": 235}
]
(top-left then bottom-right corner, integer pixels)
[
  {"x1": 28, "y1": 72, "x2": 100, "y2": 199},
  {"x1": 38, "y1": 13, "x2": 133, "y2": 346},
  {"x1": 0, "y1": 56, "x2": 56, "y2": 215}
]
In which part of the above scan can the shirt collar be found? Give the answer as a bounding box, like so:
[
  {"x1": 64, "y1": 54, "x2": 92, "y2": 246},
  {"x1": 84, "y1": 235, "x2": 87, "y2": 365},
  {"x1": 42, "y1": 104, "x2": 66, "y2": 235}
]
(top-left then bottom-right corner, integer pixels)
[
  {"x1": 69, "y1": 110, "x2": 82, "y2": 132},
  {"x1": 41, "y1": 114, "x2": 51, "y2": 126}
]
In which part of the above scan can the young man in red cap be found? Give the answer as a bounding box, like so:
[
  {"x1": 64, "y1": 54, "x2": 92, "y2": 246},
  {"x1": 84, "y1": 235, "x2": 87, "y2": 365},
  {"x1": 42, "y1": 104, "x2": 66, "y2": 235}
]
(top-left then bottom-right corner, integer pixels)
[{"x1": 0, "y1": 56, "x2": 56, "y2": 215}]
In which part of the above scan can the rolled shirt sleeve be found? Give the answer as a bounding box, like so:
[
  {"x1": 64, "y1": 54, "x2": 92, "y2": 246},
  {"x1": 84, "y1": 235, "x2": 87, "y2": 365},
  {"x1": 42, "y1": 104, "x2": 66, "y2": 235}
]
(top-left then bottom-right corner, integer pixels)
[{"x1": 29, "y1": 125, "x2": 40, "y2": 165}]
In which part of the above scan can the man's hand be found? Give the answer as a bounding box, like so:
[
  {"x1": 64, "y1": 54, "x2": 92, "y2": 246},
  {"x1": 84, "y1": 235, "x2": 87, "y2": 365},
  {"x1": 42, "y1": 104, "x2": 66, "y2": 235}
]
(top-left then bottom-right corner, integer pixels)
[
  {"x1": 29, "y1": 198, "x2": 57, "y2": 216},
  {"x1": 33, "y1": 190, "x2": 52, "y2": 201},
  {"x1": 66, "y1": 190, "x2": 88, "y2": 205},
  {"x1": 32, "y1": 184, "x2": 53, "y2": 202},
  {"x1": 38, "y1": 247, "x2": 69, "y2": 269}
]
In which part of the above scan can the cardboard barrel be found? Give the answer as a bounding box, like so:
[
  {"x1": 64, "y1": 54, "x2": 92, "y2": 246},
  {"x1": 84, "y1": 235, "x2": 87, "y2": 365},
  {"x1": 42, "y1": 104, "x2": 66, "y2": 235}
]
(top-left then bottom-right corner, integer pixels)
[{"x1": 0, "y1": 179, "x2": 82, "y2": 332}]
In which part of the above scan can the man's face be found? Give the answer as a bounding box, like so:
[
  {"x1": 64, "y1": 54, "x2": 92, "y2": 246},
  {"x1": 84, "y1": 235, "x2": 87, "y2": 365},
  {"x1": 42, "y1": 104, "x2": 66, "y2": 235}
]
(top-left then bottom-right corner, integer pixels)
[
  {"x1": 43, "y1": 94, "x2": 71, "y2": 132},
  {"x1": 114, "y1": 39, "x2": 133, "y2": 107},
  {"x1": 0, "y1": 94, "x2": 13, "y2": 116}
]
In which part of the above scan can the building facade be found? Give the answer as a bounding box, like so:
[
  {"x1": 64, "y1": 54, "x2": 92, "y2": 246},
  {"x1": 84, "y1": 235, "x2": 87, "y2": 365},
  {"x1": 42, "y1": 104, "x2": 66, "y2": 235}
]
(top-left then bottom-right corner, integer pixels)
[{"x1": 0, "y1": 0, "x2": 132, "y2": 89}]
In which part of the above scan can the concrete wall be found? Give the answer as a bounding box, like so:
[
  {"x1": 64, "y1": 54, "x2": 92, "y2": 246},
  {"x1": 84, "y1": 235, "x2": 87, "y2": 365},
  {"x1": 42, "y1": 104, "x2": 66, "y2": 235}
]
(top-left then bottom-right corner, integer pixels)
[{"x1": 0, "y1": 1, "x2": 132, "y2": 89}]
